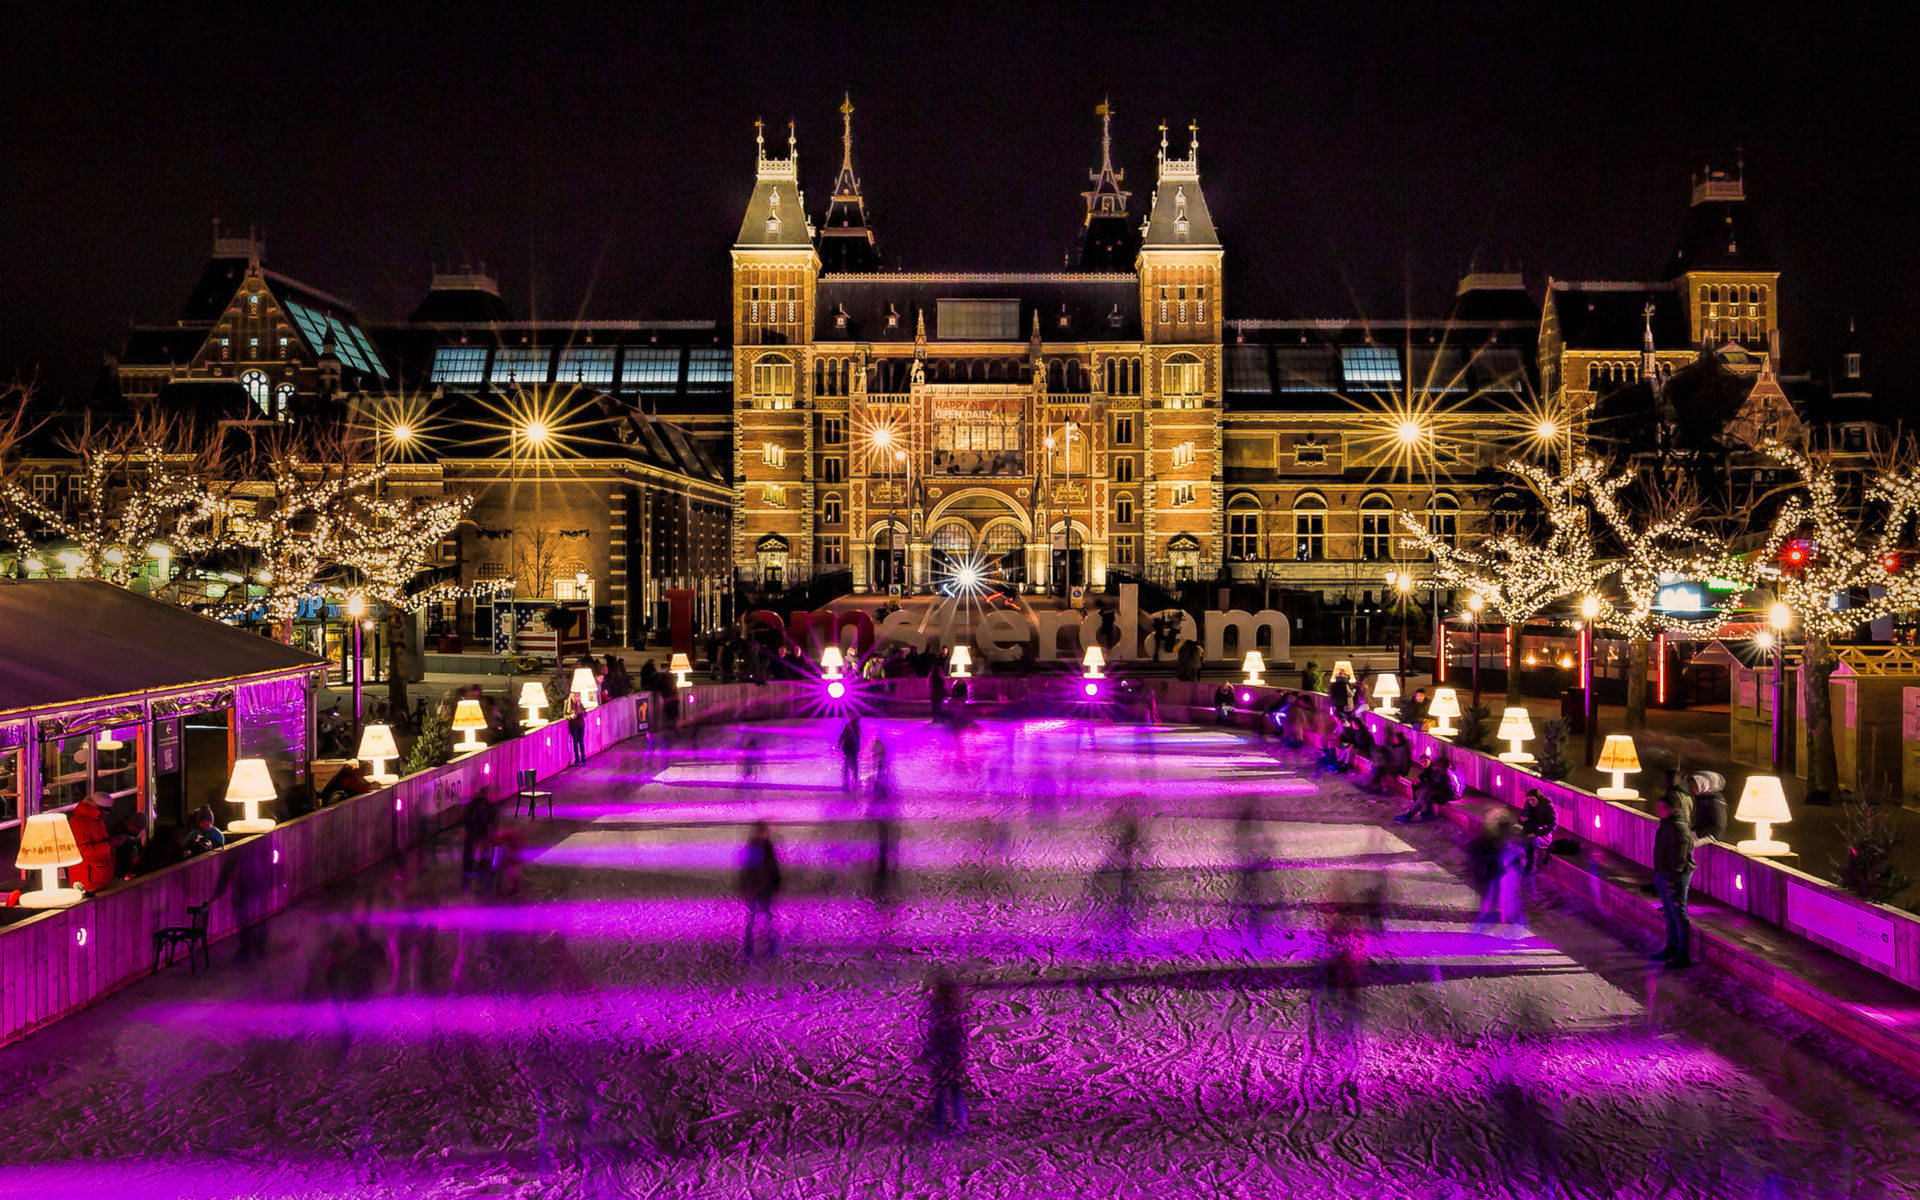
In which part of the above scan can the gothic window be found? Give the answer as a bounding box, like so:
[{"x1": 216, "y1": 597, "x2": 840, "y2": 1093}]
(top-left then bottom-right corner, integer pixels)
[
  {"x1": 1228, "y1": 496, "x2": 1262, "y2": 561},
  {"x1": 1293, "y1": 493, "x2": 1327, "y2": 561},
  {"x1": 1116, "y1": 493, "x2": 1134, "y2": 524},
  {"x1": 240, "y1": 370, "x2": 270, "y2": 414},
  {"x1": 823, "y1": 494, "x2": 843, "y2": 525},
  {"x1": 1426, "y1": 493, "x2": 1460, "y2": 548},
  {"x1": 1360, "y1": 493, "x2": 1393, "y2": 561},
  {"x1": 273, "y1": 383, "x2": 295, "y2": 420}
]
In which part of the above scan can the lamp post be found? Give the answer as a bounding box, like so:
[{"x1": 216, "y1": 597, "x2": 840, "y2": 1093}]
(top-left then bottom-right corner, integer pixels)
[
  {"x1": 1579, "y1": 593, "x2": 1601, "y2": 768},
  {"x1": 1466, "y1": 592, "x2": 1485, "y2": 709},
  {"x1": 575, "y1": 570, "x2": 593, "y2": 649},
  {"x1": 1768, "y1": 601, "x2": 1792, "y2": 771},
  {"x1": 345, "y1": 594, "x2": 366, "y2": 740},
  {"x1": 1046, "y1": 422, "x2": 1084, "y2": 599},
  {"x1": 872, "y1": 427, "x2": 898, "y2": 594},
  {"x1": 1386, "y1": 569, "x2": 1413, "y2": 681}
]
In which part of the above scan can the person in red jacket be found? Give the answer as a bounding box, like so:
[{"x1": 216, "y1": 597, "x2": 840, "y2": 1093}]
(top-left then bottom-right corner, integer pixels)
[{"x1": 68, "y1": 792, "x2": 115, "y2": 894}]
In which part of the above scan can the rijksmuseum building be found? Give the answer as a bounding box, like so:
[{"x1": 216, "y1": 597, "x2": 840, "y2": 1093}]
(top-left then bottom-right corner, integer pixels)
[{"x1": 97, "y1": 103, "x2": 1878, "y2": 644}]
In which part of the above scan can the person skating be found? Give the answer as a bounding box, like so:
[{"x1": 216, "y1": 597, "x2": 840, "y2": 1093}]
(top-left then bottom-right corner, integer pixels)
[
  {"x1": 921, "y1": 969, "x2": 970, "y2": 1132},
  {"x1": 460, "y1": 787, "x2": 497, "y2": 892},
  {"x1": 565, "y1": 690, "x2": 588, "y2": 766},
  {"x1": 838, "y1": 715, "x2": 863, "y2": 793},
  {"x1": 1652, "y1": 792, "x2": 1697, "y2": 967},
  {"x1": 738, "y1": 820, "x2": 783, "y2": 960}
]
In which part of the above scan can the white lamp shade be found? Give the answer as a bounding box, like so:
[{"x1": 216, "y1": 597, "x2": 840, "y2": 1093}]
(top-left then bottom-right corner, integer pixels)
[
  {"x1": 669, "y1": 653, "x2": 693, "y2": 675},
  {"x1": 1496, "y1": 706, "x2": 1535, "y2": 742},
  {"x1": 1333, "y1": 660, "x2": 1354, "y2": 679},
  {"x1": 569, "y1": 666, "x2": 599, "y2": 697},
  {"x1": 949, "y1": 645, "x2": 972, "y2": 670},
  {"x1": 1373, "y1": 673, "x2": 1402, "y2": 700},
  {"x1": 95, "y1": 728, "x2": 124, "y2": 751},
  {"x1": 1595, "y1": 734, "x2": 1641, "y2": 775},
  {"x1": 1243, "y1": 650, "x2": 1266, "y2": 674},
  {"x1": 1083, "y1": 646, "x2": 1106, "y2": 672},
  {"x1": 451, "y1": 698, "x2": 488, "y2": 732},
  {"x1": 518, "y1": 681, "x2": 549, "y2": 709},
  {"x1": 225, "y1": 757, "x2": 277, "y2": 805},
  {"x1": 356, "y1": 724, "x2": 398, "y2": 762},
  {"x1": 1427, "y1": 688, "x2": 1461, "y2": 720},
  {"x1": 1735, "y1": 775, "x2": 1791, "y2": 825},
  {"x1": 15, "y1": 812, "x2": 81, "y2": 870},
  {"x1": 820, "y1": 645, "x2": 845, "y2": 676}
]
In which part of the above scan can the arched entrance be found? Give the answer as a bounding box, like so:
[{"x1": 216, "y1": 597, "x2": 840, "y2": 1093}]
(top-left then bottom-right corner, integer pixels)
[
  {"x1": 1051, "y1": 520, "x2": 1091, "y2": 594},
  {"x1": 868, "y1": 520, "x2": 907, "y2": 593},
  {"x1": 930, "y1": 521, "x2": 973, "y2": 579},
  {"x1": 981, "y1": 520, "x2": 1026, "y2": 585}
]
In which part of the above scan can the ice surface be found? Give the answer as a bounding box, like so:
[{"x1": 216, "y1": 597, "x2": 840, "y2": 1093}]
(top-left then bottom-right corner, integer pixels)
[{"x1": 1, "y1": 716, "x2": 1916, "y2": 1199}]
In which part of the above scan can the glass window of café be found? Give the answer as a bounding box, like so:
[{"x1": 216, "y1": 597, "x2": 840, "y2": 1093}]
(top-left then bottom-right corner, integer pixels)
[{"x1": 41, "y1": 724, "x2": 140, "y2": 814}]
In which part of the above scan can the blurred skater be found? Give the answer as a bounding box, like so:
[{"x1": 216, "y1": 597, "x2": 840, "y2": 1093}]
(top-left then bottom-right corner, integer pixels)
[
  {"x1": 1232, "y1": 802, "x2": 1269, "y2": 941},
  {"x1": 738, "y1": 820, "x2": 783, "y2": 960},
  {"x1": 921, "y1": 969, "x2": 970, "y2": 1132},
  {"x1": 838, "y1": 714, "x2": 863, "y2": 793},
  {"x1": 1312, "y1": 880, "x2": 1369, "y2": 1105},
  {"x1": 1469, "y1": 811, "x2": 1527, "y2": 937},
  {"x1": 460, "y1": 787, "x2": 497, "y2": 893}
]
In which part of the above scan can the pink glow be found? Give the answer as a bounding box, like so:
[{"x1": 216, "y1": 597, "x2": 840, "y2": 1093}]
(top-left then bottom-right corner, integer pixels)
[
  {"x1": 828, "y1": 680, "x2": 846, "y2": 699},
  {"x1": 75, "y1": 927, "x2": 86, "y2": 947},
  {"x1": 1736, "y1": 874, "x2": 1745, "y2": 891},
  {"x1": 271, "y1": 848, "x2": 280, "y2": 864}
]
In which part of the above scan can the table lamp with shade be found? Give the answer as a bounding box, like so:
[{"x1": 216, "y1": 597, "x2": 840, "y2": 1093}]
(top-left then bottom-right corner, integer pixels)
[
  {"x1": 1496, "y1": 706, "x2": 1536, "y2": 764},
  {"x1": 519, "y1": 680, "x2": 550, "y2": 728},
  {"x1": 569, "y1": 666, "x2": 600, "y2": 711},
  {"x1": 820, "y1": 645, "x2": 846, "y2": 680},
  {"x1": 1373, "y1": 672, "x2": 1401, "y2": 716},
  {"x1": 1427, "y1": 687, "x2": 1461, "y2": 737},
  {"x1": 95, "y1": 726, "x2": 124, "y2": 752},
  {"x1": 1595, "y1": 734, "x2": 1642, "y2": 801},
  {"x1": 356, "y1": 723, "x2": 399, "y2": 785},
  {"x1": 450, "y1": 699, "x2": 488, "y2": 755},
  {"x1": 14, "y1": 812, "x2": 84, "y2": 908},
  {"x1": 1332, "y1": 660, "x2": 1355, "y2": 680},
  {"x1": 225, "y1": 757, "x2": 279, "y2": 834},
  {"x1": 1082, "y1": 645, "x2": 1106, "y2": 680},
  {"x1": 1735, "y1": 775, "x2": 1793, "y2": 856},
  {"x1": 948, "y1": 644, "x2": 972, "y2": 678},
  {"x1": 1242, "y1": 650, "x2": 1266, "y2": 686},
  {"x1": 668, "y1": 653, "x2": 693, "y2": 688}
]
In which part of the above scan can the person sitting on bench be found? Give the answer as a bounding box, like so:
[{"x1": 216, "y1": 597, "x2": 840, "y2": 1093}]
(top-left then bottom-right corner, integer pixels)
[{"x1": 1395, "y1": 752, "x2": 1457, "y2": 823}]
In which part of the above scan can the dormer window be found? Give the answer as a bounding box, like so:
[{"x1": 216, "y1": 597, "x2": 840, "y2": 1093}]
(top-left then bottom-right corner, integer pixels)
[
  {"x1": 1057, "y1": 305, "x2": 1071, "y2": 330},
  {"x1": 887, "y1": 305, "x2": 901, "y2": 331},
  {"x1": 1846, "y1": 352, "x2": 1862, "y2": 379},
  {"x1": 834, "y1": 306, "x2": 849, "y2": 331},
  {"x1": 1108, "y1": 305, "x2": 1122, "y2": 329},
  {"x1": 1174, "y1": 186, "x2": 1190, "y2": 236}
]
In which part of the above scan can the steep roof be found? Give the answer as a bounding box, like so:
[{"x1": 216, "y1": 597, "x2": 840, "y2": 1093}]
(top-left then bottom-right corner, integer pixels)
[
  {"x1": 0, "y1": 580, "x2": 322, "y2": 716},
  {"x1": 409, "y1": 272, "x2": 512, "y2": 323},
  {"x1": 1141, "y1": 125, "x2": 1219, "y2": 249},
  {"x1": 734, "y1": 123, "x2": 816, "y2": 251},
  {"x1": 1666, "y1": 168, "x2": 1773, "y2": 277},
  {"x1": 1548, "y1": 281, "x2": 1690, "y2": 349}
]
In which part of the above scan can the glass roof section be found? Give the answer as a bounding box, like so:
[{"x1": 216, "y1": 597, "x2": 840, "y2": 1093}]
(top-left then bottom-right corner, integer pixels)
[
  {"x1": 622, "y1": 347, "x2": 681, "y2": 392},
  {"x1": 1340, "y1": 345, "x2": 1402, "y2": 387},
  {"x1": 558, "y1": 347, "x2": 616, "y2": 385},
  {"x1": 1274, "y1": 347, "x2": 1339, "y2": 392},
  {"x1": 284, "y1": 300, "x2": 390, "y2": 379},
  {"x1": 687, "y1": 348, "x2": 732, "y2": 387},
  {"x1": 1226, "y1": 345, "x2": 1271, "y2": 393}
]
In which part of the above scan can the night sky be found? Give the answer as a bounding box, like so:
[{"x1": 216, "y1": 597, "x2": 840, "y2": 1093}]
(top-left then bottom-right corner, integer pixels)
[{"x1": 3, "y1": 3, "x2": 1914, "y2": 407}]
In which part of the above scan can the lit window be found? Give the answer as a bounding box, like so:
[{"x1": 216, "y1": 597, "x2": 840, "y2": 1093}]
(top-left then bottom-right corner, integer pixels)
[
  {"x1": 1426, "y1": 494, "x2": 1459, "y2": 548},
  {"x1": 1228, "y1": 507, "x2": 1261, "y2": 561},
  {"x1": 240, "y1": 370, "x2": 270, "y2": 414},
  {"x1": 752, "y1": 355, "x2": 795, "y2": 408},
  {"x1": 430, "y1": 346, "x2": 487, "y2": 385},
  {"x1": 1341, "y1": 346, "x2": 1402, "y2": 386},
  {"x1": 1171, "y1": 442, "x2": 1195, "y2": 469},
  {"x1": 31, "y1": 475, "x2": 56, "y2": 505},
  {"x1": 1171, "y1": 483, "x2": 1196, "y2": 506},
  {"x1": 622, "y1": 348, "x2": 681, "y2": 392},
  {"x1": 763, "y1": 484, "x2": 788, "y2": 508},
  {"x1": 761, "y1": 443, "x2": 786, "y2": 468},
  {"x1": 1161, "y1": 356, "x2": 1204, "y2": 406},
  {"x1": 823, "y1": 494, "x2": 843, "y2": 524},
  {"x1": 491, "y1": 348, "x2": 551, "y2": 385},
  {"x1": 558, "y1": 347, "x2": 616, "y2": 384},
  {"x1": 1294, "y1": 493, "x2": 1328, "y2": 561},
  {"x1": 1294, "y1": 442, "x2": 1327, "y2": 465},
  {"x1": 274, "y1": 383, "x2": 295, "y2": 421}
]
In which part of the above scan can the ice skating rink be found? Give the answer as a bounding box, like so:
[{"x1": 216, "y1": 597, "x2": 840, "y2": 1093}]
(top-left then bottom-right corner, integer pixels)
[{"x1": 2, "y1": 717, "x2": 1917, "y2": 1199}]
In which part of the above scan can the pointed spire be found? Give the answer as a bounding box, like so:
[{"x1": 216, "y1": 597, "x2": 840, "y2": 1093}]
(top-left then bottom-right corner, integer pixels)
[
  {"x1": 1642, "y1": 300, "x2": 1658, "y2": 382},
  {"x1": 1076, "y1": 99, "x2": 1137, "y2": 271},
  {"x1": 820, "y1": 95, "x2": 880, "y2": 271},
  {"x1": 840, "y1": 94, "x2": 854, "y2": 176},
  {"x1": 1097, "y1": 96, "x2": 1114, "y2": 176}
]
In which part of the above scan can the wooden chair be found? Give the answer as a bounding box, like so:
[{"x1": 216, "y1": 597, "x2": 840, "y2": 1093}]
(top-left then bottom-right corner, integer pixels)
[
  {"x1": 513, "y1": 768, "x2": 554, "y2": 819},
  {"x1": 152, "y1": 902, "x2": 212, "y2": 975}
]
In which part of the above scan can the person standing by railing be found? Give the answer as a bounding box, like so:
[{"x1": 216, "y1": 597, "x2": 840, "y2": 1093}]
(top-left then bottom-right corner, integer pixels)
[{"x1": 1651, "y1": 792, "x2": 1697, "y2": 969}]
